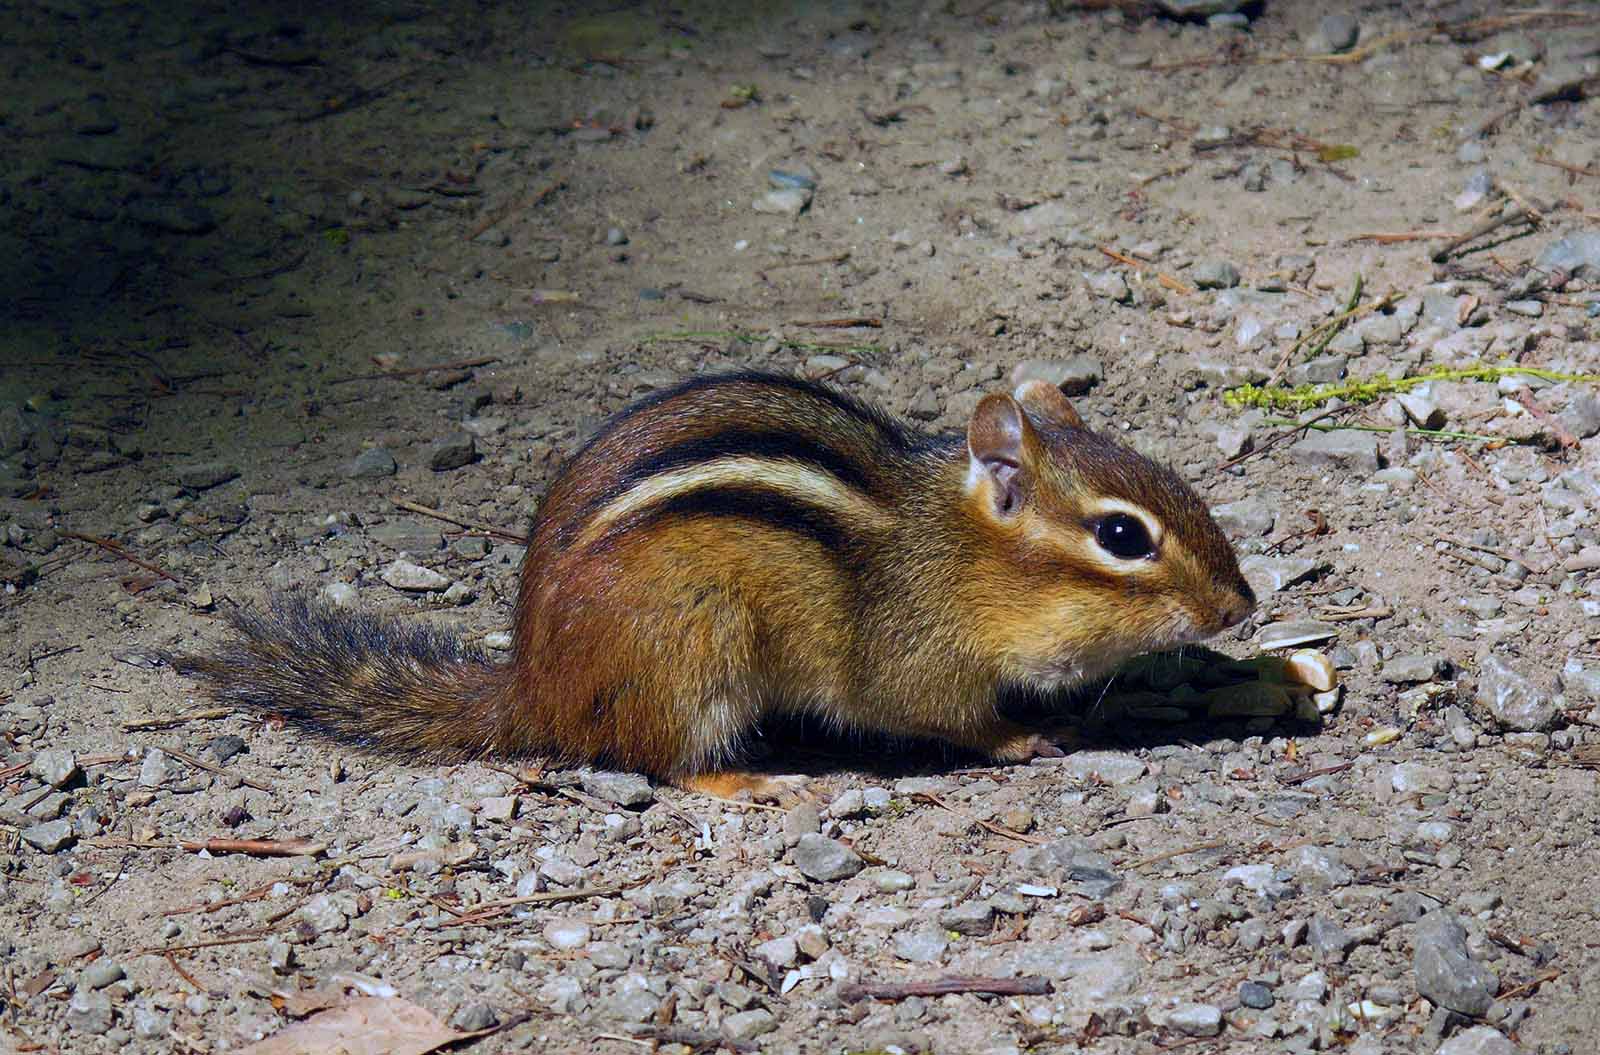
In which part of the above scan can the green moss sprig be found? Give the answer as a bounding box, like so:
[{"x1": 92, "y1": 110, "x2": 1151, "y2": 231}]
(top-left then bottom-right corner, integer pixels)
[{"x1": 1226, "y1": 364, "x2": 1600, "y2": 412}]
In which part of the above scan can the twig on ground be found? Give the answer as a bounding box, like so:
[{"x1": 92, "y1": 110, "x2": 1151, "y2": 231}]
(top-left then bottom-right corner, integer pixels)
[
  {"x1": 760, "y1": 252, "x2": 851, "y2": 271},
  {"x1": 466, "y1": 180, "x2": 564, "y2": 241},
  {"x1": 1098, "y1": 245, "x2": 1195, "y2": 295},
  {"x1": 786, "y1": 317, "x2": 882, "y2": 329},
  {"x1": 330, "y1": 356, "x2": 500, "y2": 384},
  {"x1": 177, "y1": 838, "x2": 326, "y2": 857},
  {"x1": 1430, "y1": 205, "x2": 1532, "y2": 262},
  {"x1": 1124, "y1": 840, "x2": 1227, "y2": 871},
  {"x1": 912, "y1": 792, "x2": 1048, "y2": 845},
  {"x1": 60, "y1": 531, "x2": 184, "y2": 586},
  {"x1": 122, "y1": 709, "x2": 233, "y2": 732},
  {"x1": 839, "y1": 975, "x2": 1053, "y2": 1003},
  {"x1": 391, "y1": 498, "x2": 528, "y2": 544},
  {"x1": 1215, "y1": 406, "x2": 1352, "y2": 472},
  {"x1": 157, "y1": 746, "x2": 274, "y2": 793}
]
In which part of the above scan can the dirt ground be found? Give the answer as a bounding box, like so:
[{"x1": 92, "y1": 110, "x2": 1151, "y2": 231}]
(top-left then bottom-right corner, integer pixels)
[{"x1": 4, "y1": 0, "x2": 1600, "y2": 1052}]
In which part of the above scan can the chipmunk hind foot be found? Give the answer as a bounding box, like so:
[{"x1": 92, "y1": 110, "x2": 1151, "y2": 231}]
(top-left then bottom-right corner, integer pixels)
[{"x1": 674, "y1": 771, "x2": 813, "y2": 806}]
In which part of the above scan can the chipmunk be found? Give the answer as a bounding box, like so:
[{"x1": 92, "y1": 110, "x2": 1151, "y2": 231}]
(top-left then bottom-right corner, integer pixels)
[{"x1": 178, "y1": 372, "x2": 1254, "y2": 800}]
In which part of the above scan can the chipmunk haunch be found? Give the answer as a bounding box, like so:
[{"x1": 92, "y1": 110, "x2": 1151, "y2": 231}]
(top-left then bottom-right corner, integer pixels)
[{"x1": 179, "y1": 372, "x2": 1254, "y2": 799}]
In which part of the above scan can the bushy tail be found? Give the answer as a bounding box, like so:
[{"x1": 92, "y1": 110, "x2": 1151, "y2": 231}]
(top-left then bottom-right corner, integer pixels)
[{"x1": 173, "y1": 594, "x2": 505, "y2": 760}]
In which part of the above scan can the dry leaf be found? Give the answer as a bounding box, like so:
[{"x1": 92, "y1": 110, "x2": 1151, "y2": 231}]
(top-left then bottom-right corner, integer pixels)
[{"x1": 241, "y1": 997, "x2": 467, "y2": 1055}]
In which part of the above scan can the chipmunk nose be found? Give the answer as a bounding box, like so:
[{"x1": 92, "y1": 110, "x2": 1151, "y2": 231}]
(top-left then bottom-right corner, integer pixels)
[{"x1": 1220, "y1": 580, "x2": 1257, "y2": 628}]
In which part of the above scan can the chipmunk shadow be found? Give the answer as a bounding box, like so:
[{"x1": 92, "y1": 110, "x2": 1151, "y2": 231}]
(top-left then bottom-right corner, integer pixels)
[{"x1": 736, "y1": 646, "x2": 1317, "y2": 784}]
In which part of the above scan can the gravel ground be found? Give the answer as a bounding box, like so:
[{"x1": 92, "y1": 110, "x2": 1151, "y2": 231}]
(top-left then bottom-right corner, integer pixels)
[{"x1": 4, "y1": 1, "x2": 1600, "y2": 1053}]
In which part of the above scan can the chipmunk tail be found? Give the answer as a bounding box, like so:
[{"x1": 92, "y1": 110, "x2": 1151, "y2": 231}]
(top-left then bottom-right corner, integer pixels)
[{"x1": 172, "y1": 593, "x2": 505, "y2": 760}]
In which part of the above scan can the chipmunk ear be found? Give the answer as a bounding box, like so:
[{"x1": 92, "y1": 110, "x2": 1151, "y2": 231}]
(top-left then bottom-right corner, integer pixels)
[
  {"x1": 967, "y1": 393, "x2": 1038, "y2": 518},
  {"x1": 1013, "y1": 379, "x2": 1085, "y2": 430}
]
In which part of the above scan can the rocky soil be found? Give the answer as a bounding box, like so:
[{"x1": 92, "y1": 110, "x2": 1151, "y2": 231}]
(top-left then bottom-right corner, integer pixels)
[{"x1": 3, "y1": 1, "x2": 1600, "y2": 1053}]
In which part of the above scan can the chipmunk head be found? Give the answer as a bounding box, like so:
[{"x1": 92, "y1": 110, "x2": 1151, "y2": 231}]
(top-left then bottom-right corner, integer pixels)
[{"x1": 963, "y1": 379, "x2": 1255, "y2": 690}]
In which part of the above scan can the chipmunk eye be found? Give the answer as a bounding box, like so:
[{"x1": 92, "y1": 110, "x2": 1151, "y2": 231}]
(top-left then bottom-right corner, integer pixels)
[{"x1": 1094, "y1": 514, "x2": 1155, "y2": 560}]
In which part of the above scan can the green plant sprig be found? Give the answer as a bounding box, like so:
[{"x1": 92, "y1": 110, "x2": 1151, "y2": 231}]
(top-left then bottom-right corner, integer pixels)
[{"x1": 1226, "y1": 364, "x2": 1600, "y2": 411}]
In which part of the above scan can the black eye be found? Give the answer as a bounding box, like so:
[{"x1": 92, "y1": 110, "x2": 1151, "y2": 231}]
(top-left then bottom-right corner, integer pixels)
[{"x1": 1094, "y1": 514, "x2": 1155, "y2": 560}]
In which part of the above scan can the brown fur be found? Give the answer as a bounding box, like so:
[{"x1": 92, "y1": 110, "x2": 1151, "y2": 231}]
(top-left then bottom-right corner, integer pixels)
[{"x1": 180, "y1": 372, "x2": 1254, "y2": 797}]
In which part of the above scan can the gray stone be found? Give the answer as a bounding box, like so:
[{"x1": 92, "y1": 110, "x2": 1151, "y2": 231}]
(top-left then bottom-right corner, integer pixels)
[
  {"x1": 1062, "y1": 751, "x2": 1146, "y2": 784},
  {"x1": 479, "y1": 795, "x2": 518, "y2": 822},
  {"x1": 723, "y1": 1009, "x2": 778, "y2": 1042},
  {"x1": 1476, "y1": 655, "x2": 1556, "y2": 731},
  {"x1": 1560, "y1": 658, "x2": 1600, "y2": 700},
  {"x1": 1504, "y1": 299, "x2": 1543, "y2": 318},
  {"x1": 1212, "y1": 425, "x2": 1251, "y2": 460},
  {"x1": 1414, "y1": 912, "x2": 1497, "y2": 1016},
  {"x1": 1192, "y1": 260, "x2": 1240, "y2": 289},
  {"x1": 1355, "y1": 311, "x2": 1412, "y2": 346},
  {"x1": 381, "y1": 559, "x2": 450, "y2": 592},
  {"x1": 322, "y1": 581, "x2": 359, "y2": 608},
  {"x1": 1289, "y1": 429, "x2": 1380, "y2": 473},
  {"x1": 1382, "y1": 654, "x2": 1446, "y2": 684},
  {"x1": 940, "y1": 901, "x2": 995, "y2": 935},
  {"x1": 752, "y1": 188, "x2": 811, "y2": 217},
  {"x1": 21, "y1": 818, "x2": 75, "y2": 852},
  {"x1": 1437, "y1": 1025, "x2": 1517, "y2": 1055},
  {"x1": 893, "y1": 922, "x2": 949, "y2": 963},
  {"x1": 1086, "y1": 270, "x2": 1131, "y2": 303},
  {"x1": 1239, "y1": 554, "x2": 1320, "y2": 594},
  {"x1": 450, "y1": 1003, "x2": 499, "y2": 1031},
  {"x1": 345, "y1": 447, "x2": 398, "y2": 479},
  {"x1": 1186, "y1": 357, "x2": 1268, "y2": 388},
  {"x1": 1010, "y1": 356, "x2": 1103, "y2": 396},
  {"x1": 173, "y1": 461, "x2": 239, "y2": 490},
  {"x1": 66, "y1": 988, "x2": 114, "y2": 1034},
  {"x1": 130, "y1": 1006, "x2": 170, "y2": 1039},
  {"x1": 1396, "y1": 392, "x2": 1445, "y2": 429},
  {"x1": 580, "y1": 770, "x2": 654, "y2": 807},
  {"x1": 1239, "y1": 980, "x2": 1275, "y2": 1009},
  {"x1": 1535, "y1": 230, "x2": 1600, "y2": 281},
  {"x1": 1560, "y1": 392, "x2": 1600, "y2": 439},
  {"x1": 1313, "y1": 13, "x2": 1359, "y2": 53},
  {"x1": 1211, "y1": 497, "x2": 1276, "y2": 537},
  {"x1": 1306, "y1": 915, "x2": 1355, "y2": 960},
  {"x1": 367, "y1": 519, "x2": 442, "y2": 554},
  {"x1": 427, "y1": 433, "x2": 476, "y2": 472},
  {"x1": 1392, "y1": 763, "x2": 1452, "y2": 794},
  {"x1": 298, "y1": 893, "x2": 349, "y2": 934},
  {"x1": 1285, "y1": 356, "x2": 1346, "y2": 386},
  {"x1": 753, "y1": 935, "x2": 797, "y2": 967},
  {"x1": 547, "y1": 922, "x2": 592, "y2": 954},
  {"x1": 81, "y1": 960, "x2": 124, "y2": 990},
  {"x1": 1165, "y1": 1002, "x2": 1223, "y2": 1036},
  {"x1": 206, "y1": 734, "x2": 248, "y2": 764},
  {"x1": 1289, "y1": 846, "x2": 1354, "y2": 890},
  {"x1": 792, "y1": 833, "x2": 863, "y2": 881},
  {"x1": 139, "y1": 747, "x2": 180, "y2": 787},
  {"x1": 30, "y1": 748, "x2": 82, "y2": 789}
]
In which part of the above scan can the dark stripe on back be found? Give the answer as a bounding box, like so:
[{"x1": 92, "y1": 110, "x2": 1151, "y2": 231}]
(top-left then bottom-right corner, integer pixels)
[
  {"x1": 595, "y1": 485, "x2": 853, "y2": 555},
  {"x1": 561, "y1": 428, "x2": 879, "y2": 548}
]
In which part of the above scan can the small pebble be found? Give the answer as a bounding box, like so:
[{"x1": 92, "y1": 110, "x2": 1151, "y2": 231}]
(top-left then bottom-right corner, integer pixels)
[
  {"x1": 792, "y1": 834, "x2": 863, "y2": 881},
  {"x1": 1414, "y1": 912, "x2": 1498, "y2": 1016},
  {"x1": 1191, "y1": 260, "x2": 1240, "y2": 289},
  {"x1": 382, "y1": 560, "x2": 450, "y2": 592}
]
